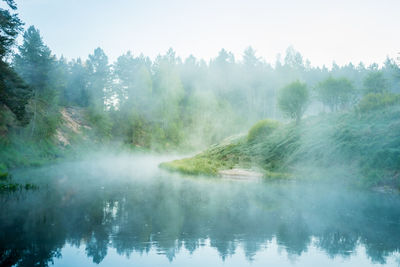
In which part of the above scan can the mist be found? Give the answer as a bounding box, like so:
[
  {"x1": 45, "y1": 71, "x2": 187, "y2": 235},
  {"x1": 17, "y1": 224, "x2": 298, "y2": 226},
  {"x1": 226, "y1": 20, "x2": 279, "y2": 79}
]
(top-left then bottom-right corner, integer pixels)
[
  {"x1": 2, "y1": 154, "x2": 399, "y2": 266},
  {"x1": 1, "y1": 0, "x2": 400, "y2": 266}
]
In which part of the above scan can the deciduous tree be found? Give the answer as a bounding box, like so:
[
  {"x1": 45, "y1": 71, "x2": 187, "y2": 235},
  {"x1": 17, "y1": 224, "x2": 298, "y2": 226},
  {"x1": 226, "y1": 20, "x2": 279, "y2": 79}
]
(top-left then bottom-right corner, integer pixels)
[{"x1": 278, "y1": 81, "x2": 309, "y2": 123}]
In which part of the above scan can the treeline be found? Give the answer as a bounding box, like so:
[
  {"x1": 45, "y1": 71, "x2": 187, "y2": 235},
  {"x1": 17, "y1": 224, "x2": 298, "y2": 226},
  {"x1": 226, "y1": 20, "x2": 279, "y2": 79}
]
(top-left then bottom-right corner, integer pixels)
[
  {"x1": 1, "y1": 0, "x2": 400, "y2": 151},
  {"x1": 276, "y1": 69, "x2": 400, "y2": 124}
]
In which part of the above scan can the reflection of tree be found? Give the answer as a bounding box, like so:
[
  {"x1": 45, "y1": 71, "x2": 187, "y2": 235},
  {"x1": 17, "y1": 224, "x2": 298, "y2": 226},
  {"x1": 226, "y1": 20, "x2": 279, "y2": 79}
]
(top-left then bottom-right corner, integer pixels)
[
  {"x1": 0, "y1": 191, "x2": 65, "y2": 266},
  {"x1": 276, "y1": 218, "x2": 310, "y2": 255},
  {"x1": 1, "y1": 168, "x2": 400, "y2": 266},
  {"x1": 85, "y1": 228, "x2": 109, "y2": 264},
  {"x1": 317, "y1": 231, "x2": 358, "y2": 258}
]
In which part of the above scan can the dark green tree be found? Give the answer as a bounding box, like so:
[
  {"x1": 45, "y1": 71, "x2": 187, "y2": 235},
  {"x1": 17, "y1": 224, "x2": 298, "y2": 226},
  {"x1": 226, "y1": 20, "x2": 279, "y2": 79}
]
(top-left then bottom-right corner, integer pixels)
[
  {"x1": 51, "y1": 56, "x2": 69, "y2": 105},
  {"x1": 152, "y1": 48, "x2": 184, "y2": 147},
  {"x1": 0, "y1": 0, "x2": 31, "y2": 124},
  {"x1": 111, "y1": 52, "x2": 152, "y2": 145},
  {"x1": 86, "y1": 47, "x2": 110, "y2": 109},
  {"x1": 64, "y1": 58, "x2": 89, "y2": 107},
  {"x1": 85, "y1": 47, "x2": 112, "y2": 138},
  {"x1": 14, "y1": 26, "x2": 59, "y2": 138},
  {"x1": 0, "y1": 0, "x2": 20, "y2": 58}
]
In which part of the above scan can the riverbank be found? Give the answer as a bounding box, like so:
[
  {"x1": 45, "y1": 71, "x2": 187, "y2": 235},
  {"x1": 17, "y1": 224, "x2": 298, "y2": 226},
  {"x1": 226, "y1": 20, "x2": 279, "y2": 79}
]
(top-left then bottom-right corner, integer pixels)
[{"x1": 160, "y1": 104, "x2": 400, "y2": 189}]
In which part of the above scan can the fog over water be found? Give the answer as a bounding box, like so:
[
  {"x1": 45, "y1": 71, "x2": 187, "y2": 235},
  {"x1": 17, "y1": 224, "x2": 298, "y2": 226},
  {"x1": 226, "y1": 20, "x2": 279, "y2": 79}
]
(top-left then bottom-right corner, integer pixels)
[
  {"x1": 2, "y1": 154, "x2": 400, "y2": 266},
  {"x1": 1, "y1": 1, "x2": 400, "y2": 266}
]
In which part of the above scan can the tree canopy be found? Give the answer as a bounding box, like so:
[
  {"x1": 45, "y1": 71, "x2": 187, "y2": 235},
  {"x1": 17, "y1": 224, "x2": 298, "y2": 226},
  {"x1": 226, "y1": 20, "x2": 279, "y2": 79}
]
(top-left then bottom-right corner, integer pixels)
[
  {"x1": 316, "y1": 77, "x2": 355, "y2": 111},
  {"x1": 278, "y1": 81, "x2": 309, "y2": 123},
  {"x1": 363, "y1": 71, "x2": 388, "y2": 94},
  {"x1": 0, "y1": 0, "x2": 31, "y2": 123}
]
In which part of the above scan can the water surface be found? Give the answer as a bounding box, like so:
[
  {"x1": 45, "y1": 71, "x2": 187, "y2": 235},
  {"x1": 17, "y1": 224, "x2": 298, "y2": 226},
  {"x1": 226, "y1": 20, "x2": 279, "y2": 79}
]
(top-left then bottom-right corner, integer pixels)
[{"x1": 2, "y1": 155, "x2": 400, "y2": 266}]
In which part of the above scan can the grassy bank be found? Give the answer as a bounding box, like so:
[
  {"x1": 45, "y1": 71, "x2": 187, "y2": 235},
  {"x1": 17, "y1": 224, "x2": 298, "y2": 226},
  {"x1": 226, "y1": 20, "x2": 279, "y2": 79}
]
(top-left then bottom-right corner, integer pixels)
[
  {"x1": 160, "y1": 104, "x2": 400, "y2": 188},
  {"x1": 160, "y1": 135, "x2": 248, "y2": 176}
]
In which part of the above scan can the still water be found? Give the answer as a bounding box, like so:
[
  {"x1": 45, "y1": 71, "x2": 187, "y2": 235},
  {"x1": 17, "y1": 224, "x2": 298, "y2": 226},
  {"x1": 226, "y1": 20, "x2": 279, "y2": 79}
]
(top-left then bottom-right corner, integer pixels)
[{"x1": 1, "y1": 155, "x2": 400, "y2": 266}]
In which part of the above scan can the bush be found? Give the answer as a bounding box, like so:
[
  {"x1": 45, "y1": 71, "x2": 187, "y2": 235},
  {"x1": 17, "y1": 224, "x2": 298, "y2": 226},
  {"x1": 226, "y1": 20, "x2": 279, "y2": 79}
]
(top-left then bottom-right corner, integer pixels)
[
  {"x1": 357, "y1": 93, "x2": 400, "y2": 113},
  {"x1": 247, "y1": 119, "x2": 280, "y2": 142}
]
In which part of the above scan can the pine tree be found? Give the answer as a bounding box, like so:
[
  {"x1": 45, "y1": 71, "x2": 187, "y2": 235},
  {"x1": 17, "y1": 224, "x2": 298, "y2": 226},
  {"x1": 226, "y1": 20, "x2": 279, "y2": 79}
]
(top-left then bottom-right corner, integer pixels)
[
  {"x1": 14, "y1": 26, "x2": 59, "y2": 138},
  {"x1": 0, "y1": 0, "x2": 31, "y2": 124}
]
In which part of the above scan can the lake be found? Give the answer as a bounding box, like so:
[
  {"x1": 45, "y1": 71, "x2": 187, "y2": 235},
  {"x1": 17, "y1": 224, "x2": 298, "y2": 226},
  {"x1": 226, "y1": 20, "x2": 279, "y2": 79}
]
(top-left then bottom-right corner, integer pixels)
[{"x1": 1, "y1": 155, "x2": 400, "y2": 266}]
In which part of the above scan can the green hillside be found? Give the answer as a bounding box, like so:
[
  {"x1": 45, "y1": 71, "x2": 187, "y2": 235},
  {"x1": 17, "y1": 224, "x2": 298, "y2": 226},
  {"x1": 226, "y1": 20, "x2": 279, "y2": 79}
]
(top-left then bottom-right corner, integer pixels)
[{"x1": 160, "y1": 103, "x2": 400, "y2": 189}]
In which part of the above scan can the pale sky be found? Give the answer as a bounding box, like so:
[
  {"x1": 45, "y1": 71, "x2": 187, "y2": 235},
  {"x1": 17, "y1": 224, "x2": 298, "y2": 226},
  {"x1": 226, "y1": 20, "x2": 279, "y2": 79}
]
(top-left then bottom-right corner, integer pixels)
[{"x1": 14, "y1": 0, "x2": 400, "y2": 67}]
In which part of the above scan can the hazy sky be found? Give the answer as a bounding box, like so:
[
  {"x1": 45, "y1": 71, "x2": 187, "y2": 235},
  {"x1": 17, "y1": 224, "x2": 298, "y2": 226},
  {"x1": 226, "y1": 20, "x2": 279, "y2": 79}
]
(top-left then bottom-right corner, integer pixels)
[{"x1": 14, "y1": 0, "x2": 400, "y2": 66}]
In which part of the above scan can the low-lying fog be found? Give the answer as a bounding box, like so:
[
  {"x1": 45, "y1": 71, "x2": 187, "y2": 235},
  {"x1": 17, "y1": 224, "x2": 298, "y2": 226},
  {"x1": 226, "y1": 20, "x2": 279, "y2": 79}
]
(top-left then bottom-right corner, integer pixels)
[{"x1": 2, "y1": 154, "x2": 400, "y2": 267}]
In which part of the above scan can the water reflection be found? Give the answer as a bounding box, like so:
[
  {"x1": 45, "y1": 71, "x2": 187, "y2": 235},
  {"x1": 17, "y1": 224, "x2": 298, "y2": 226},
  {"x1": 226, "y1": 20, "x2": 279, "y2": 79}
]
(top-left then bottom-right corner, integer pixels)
[{"x1": 1, "y1": 156, "x2": 400, "y2": 266}]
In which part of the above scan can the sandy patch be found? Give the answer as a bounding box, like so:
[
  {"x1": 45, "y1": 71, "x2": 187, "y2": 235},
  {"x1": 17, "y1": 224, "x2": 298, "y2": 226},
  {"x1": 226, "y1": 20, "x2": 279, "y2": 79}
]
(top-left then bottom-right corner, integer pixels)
[{"x1": 219, "y1": 168, "x2": 263, "y2": 180}]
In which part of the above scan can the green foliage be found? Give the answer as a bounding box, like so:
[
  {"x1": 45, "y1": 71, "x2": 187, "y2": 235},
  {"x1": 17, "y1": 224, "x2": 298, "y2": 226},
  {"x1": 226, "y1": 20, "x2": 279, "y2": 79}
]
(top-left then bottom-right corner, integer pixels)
[
  {"x1": 25, "y1": 93, "x2": 61, "y2": 139},
  {"x1": 0, "y1": 163, "x2": 8, "y2": 179},
  {"x1": 86, "y1": 47, "x2": 110, "y2": 109},
  {"x1": 316, "y1": 76, "x2": 356, "y2": 111},
  {"x1": 0, "y1": 104, "x2": 15, "y2": 139},
  {"x1": 0, "y1": 164, "x2": 38, "y2": 191},
  {"x1": 160, "y1": 135, "x2": 248, "y2": 176},
  {"x1": 0, "y1": 63, "x2": 31, "y2": 124},
  {"x1": 160, "y1": 123, "x2": 298, "y2": 178},
  {"x1": 61, "y1": 58, "x2": 89, "y2": 107},
  {"x1": 14, "y1": 26, "x2": 60, "y2": 139},
  {"x1": 0, "y1": 2, "x2": 31, "y2": 124},
  {"x1": 363, "y1": 71, "x2": 388, "y2": 94},
  {"x1": 0, "y1": 135, "x2": 64, "y2": 168},
  {"x1": 0, "y1": 0, "x2": 22, "y2": 58},
  {"x1": 160, "y1": 157, "x2": 223, "y2": 176},
  {"x1": 14, "y1": 26, "x2": 54, "y2": 89},
  {"x1": 162, "y1": 104, "x2": 400, "y2": 189},
  {"x1": 2, "y1": 18, "x2": 400, "y2": 171},
  {"x1": 85, "y1": 107, "x2": 112, "y2": 140},
  {"x1": 357, "y1": 93, "x2": 400, "y2": 113},
  {"x1": 0, "y1": 183, "x2": 38, "y2": 192},
  {"x1": 278, "y1": 81, "x2": 309, "y2": 123},
  {"x1": 247, "y1": 119, "x2": 280, "y2": 142},
  {"x1": 112, "y1": 51, "x2": 152, "y2": 109}
]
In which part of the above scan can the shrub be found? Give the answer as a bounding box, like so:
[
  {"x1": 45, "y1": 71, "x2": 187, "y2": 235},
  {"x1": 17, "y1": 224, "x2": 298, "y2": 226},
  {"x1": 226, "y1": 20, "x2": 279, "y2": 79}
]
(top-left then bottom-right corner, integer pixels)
[
  {"x1": 357, "y1": 93, "x2": 400, "y2": 113},
  {"x1": 247, "y1": 119, "x2": 280, "y2": 142}
]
